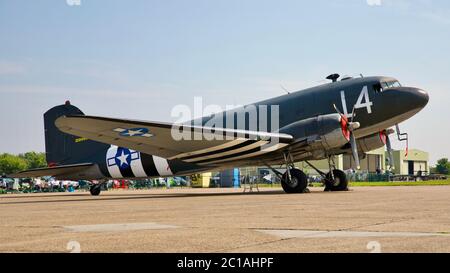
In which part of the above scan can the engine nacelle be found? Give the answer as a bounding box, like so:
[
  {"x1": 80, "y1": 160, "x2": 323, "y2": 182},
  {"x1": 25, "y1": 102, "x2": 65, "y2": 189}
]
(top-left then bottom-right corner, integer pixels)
[
  {"x1": 279, "y1": 113, "x2": 350, "y2": 152},
  {"x1": 356, "y1": 132, "x2": 387, "y2": 153},
  {"x1": 355, "y1": 129, "x2": 394, "y2": 153}
]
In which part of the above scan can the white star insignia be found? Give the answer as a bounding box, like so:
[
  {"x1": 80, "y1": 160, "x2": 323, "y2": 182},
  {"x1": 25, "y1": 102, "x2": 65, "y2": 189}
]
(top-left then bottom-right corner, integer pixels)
[
  {"x1": 113, "y1": 128, "x2": 153, "y2": 138},
  {"x1": 117, "y1": 150, "x2": 129, "y2": 167},
  {"x1": 125, "y1": 129, "x2": 143, "y2": 136}
]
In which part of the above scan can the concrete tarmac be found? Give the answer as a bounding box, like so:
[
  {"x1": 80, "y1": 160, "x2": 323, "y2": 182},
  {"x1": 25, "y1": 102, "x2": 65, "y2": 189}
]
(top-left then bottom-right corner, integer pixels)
[{"x1": 1, "y1": 186, "x2": 450, "y2": 253}]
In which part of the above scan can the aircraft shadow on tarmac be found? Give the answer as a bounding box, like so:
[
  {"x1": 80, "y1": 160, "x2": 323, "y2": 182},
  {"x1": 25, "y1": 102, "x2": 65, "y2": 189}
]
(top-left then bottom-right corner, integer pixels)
[{"x1": 0, "y1": 189, "x2": 337, "y2": 205}]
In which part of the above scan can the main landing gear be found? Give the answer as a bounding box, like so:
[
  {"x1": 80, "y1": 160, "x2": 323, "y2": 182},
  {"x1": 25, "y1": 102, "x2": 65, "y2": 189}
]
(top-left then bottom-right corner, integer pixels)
[
  {"x1": 268, "y1": 151, "x2": 348, "y2": 194},
  {"x1": 266, "y1": 151, "x2": 308, "y2": 194},
  {"x1": 324, "y1": 169, "x2": 348, "y2": 191},
  {"x1": 281, "y1": 168, "x2": 308, "y2": 193},
  {"x1": 305, "y1": 156, "x2": 349, "y2": 192}
]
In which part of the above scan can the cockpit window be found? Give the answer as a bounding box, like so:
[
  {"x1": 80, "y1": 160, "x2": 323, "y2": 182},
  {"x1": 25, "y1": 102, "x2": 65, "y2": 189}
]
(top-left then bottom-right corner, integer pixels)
[
  {"x1": 383, "y1": 81, "x2": 401, "y2": 88},
  {"x1": 373, "y1": 83, "x2": 383, "y2": 93},
  {"x1": 375, "y1": 80, "x2": 401, "y2": 93}
]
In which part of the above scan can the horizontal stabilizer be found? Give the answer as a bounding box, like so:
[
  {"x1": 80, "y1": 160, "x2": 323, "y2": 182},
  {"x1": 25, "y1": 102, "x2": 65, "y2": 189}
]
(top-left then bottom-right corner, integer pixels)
[{"x1": 10, "y1": 163, "x2": 102, "y2": 180}]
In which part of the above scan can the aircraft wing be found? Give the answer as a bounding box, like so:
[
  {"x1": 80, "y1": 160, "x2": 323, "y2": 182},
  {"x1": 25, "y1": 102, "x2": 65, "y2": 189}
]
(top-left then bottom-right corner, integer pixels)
[
  {"x1": 10, "y1": 163, "x2": 102, "y2": 180},
  {"x1": 55, "y1": 115, "x2": 293, "y2": 161}
]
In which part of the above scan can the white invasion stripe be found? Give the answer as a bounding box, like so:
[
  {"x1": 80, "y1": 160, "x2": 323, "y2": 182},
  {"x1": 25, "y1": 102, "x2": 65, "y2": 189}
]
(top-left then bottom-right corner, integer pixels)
[
  {"x1": 153, "y1": 156, "x2": 173, "y2": 176},
  {"x1": 130, "y1": 151, "x2": 148, "y2": 178},
  {"x1": 106, "y1": 146, "x2": 123, "y2": 178},
  {"x1": 184, "y1": 141, "x2": 268, "y2": 163},
  {"x1": 169, "y1": 139, "x2": 247, "y2": 160},
  {"x1": 199, "y1": 143, "x2": 289, "y2": 165}
]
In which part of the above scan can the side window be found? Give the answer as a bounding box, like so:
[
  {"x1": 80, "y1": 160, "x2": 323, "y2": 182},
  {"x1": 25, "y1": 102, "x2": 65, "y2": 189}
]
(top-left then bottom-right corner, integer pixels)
[{"x1": 373, "y1": 83, "x2": 383, "y2": 93}]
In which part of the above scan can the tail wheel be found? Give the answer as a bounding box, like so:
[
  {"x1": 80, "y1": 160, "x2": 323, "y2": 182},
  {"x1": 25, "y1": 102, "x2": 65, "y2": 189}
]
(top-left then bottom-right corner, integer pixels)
[
  {"x1": 325, "y1": 169, "x2": 348, "y2": 191},
  {"x1": 89, "y1": 184, "x2": 101, "y2": 196},
  {"x1": 281, "y1": 168, "x2": 308, "y2": 194}
]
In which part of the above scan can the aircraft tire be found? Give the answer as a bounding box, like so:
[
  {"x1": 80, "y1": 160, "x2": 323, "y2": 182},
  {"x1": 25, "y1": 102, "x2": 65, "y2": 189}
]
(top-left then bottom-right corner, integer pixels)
[
  {"x1": 281, "y1": 168, "x2": 308, "y2": 194},
  {"x1": 90, "y1": 184, "x2": 101, "y2": 196},
  {"x1": 325, "y1": 169, "x2": 348, "y2": 191}
]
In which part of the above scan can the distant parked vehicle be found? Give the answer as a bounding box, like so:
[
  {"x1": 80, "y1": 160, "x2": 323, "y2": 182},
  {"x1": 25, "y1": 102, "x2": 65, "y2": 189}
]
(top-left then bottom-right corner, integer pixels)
[
  {"x1": 0, "y1": 178, "x2": 14, "y2": 189},
  {"x1": 173, "y1": 176, "x2": 188, "y2": 187}
]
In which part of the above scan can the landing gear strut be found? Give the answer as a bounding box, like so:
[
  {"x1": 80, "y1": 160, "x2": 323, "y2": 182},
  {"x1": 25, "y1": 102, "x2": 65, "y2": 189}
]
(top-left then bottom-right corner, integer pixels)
[
  {"x1": 324, "y1": 169, "x2": 348, "y2": 191},
  {"x1": 305, "y1": 156, "x2": 349, "y2": 192},
  {"x1": 266, "y1": 151, "x2": 308, "y2": 194},
  {"x1": 281, "y1": 168, "x2": 308, "y2": 194}
]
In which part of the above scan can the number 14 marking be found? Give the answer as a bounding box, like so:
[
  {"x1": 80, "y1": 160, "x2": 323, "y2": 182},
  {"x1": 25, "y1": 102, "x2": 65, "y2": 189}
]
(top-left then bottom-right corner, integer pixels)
[{"x1": 340, "y1": 86, "x2": 373, "y2": 118}]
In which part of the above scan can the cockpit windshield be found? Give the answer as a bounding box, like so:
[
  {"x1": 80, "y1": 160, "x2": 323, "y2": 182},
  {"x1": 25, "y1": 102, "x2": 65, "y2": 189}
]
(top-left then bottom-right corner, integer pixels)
[
  {"x1": 382, "y1": 81, "x2": 401, "y2": 89},
  {"x1": 373, "y1": 80, "x2": 402, "y2": 93}
]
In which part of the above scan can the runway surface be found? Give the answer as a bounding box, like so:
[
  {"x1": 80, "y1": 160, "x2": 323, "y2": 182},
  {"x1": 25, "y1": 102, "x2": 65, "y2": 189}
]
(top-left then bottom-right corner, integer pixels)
[{"x1": 1, "y1": 186, "x2": 450, "y2": 253}]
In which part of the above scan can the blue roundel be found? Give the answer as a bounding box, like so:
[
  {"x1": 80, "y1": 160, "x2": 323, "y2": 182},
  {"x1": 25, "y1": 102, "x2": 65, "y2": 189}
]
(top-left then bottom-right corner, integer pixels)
[
  {"x1": 119, "y1": 128, "x2": 149, "y2": 137},
  {"x1": 114, "y1": 147, "x2": 132, "y2": 170}
]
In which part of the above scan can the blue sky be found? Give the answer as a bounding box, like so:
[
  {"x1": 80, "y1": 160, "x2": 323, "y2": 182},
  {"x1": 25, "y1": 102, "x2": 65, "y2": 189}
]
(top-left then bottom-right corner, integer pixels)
[{"x1": 0, "y1": 0, "x2": 449, "y2": 164}]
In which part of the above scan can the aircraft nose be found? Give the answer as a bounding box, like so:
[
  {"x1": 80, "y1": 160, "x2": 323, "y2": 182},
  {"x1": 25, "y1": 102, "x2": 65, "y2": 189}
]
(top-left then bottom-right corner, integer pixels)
[
  {"x1": 395, "y1": 87, "x2": 429, "y2": 110},
  {"x1": 410, "y1": 88, "x2": 429, "y2": 109}
]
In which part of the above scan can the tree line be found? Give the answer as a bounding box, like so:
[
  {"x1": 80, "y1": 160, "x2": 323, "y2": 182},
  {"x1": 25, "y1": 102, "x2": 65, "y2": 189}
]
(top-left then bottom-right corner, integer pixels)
[
  {"x1": 0, "y1": 152, "x2": 47, "y2": 176},
  {"x1": 434, "y1": 158, "x2": 450, "y2": 175}
]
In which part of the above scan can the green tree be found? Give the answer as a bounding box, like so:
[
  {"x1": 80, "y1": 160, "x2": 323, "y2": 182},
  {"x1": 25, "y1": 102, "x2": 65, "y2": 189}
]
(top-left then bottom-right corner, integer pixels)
[
  {"x1": 430, "y1": 166, "x2": 437, "y2": 174},
  {"x1": 435, "y1": 158, "x2": 450, "y2": 175},
  {"x1": 19, "y1": 152, "x2": 47, "y2": 169},
  {"x1": 0, "y1": 153, "x2": 28, "y2": 175}
]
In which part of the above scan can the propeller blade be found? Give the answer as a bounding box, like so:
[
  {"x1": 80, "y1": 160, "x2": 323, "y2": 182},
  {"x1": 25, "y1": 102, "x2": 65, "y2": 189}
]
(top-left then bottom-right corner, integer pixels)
[
  {"x1": 385, "y1": 133, "x2": 394, "y2": 169},
  {"x1": 349, "y1": 132, "x2": 360, "y2": 170},
  {"x1": 350, "y1": 105, "x2": 356, "y2": 123},
  {"x1": 333, "y1": 103, "x2": 345, "y2": 118},
  {"x1": 336, "y1": 102, "x2": 361, "y2": 170}
]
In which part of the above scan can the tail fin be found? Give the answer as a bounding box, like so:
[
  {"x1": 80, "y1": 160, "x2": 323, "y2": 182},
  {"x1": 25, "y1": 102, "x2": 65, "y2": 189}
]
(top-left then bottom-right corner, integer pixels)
[{"x1": 44, "y1": 101, "x2": 109, "y2": 166}]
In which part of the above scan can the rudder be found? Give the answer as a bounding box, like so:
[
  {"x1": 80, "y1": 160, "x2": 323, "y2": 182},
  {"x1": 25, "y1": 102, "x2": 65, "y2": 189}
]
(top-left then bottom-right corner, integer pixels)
[{"x1": 44, "y1": 101, "x2": 109, "y2": 166}]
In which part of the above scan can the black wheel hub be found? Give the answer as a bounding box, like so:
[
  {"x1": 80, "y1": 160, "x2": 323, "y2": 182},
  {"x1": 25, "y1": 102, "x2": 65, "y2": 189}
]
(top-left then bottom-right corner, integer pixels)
[{"x1": 288, "y1": 176, "x2": 299, "y2": 188}]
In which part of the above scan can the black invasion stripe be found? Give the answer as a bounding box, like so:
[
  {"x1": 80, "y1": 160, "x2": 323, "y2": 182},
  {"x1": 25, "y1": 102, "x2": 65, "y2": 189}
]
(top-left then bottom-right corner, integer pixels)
[
  {"x1": 194, "y1": 146, "x2": 264, "y2": 164},
  {"x1": 141, "y1": 153, "x2": 159, "y2": 176},
  {"x1": 119, "y1": 164, "x2": 134, "y2": 178},
  {"x1": 181, "y1": 140, "x2": 257, "y2": 160},
  {"x1": 98, "y1": 163, "x2": 111, "y2": 178}
]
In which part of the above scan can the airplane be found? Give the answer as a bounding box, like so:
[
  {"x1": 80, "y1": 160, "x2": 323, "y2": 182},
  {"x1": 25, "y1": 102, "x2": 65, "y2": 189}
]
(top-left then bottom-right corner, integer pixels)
[{"x1": 12, "y1": 74, "x2": 429, "y2": 195}]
